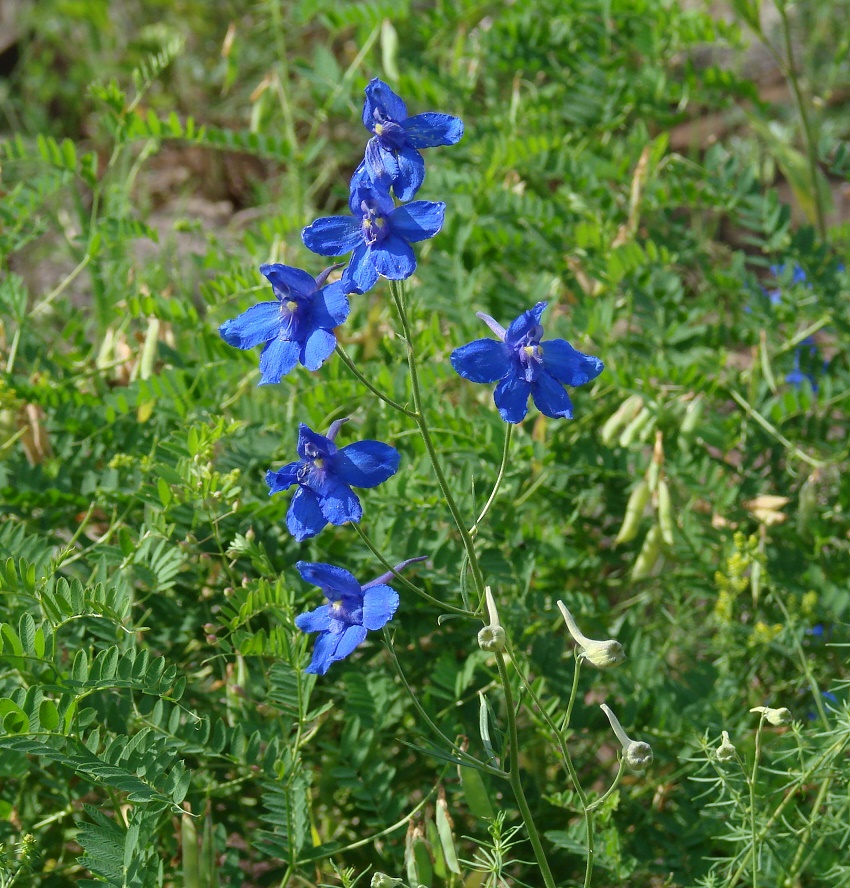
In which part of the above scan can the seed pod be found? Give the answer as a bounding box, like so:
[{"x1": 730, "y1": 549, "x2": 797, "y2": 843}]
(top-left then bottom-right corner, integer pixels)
[
  {"x1": 678, "y1": 394, "x2": 704, "y2": 452},
  {"x1": 631, "y1": 525, "x2": 662, "y2": 580},
  {"x1": 797, "y1": 470, "x2": 819, "y2": 535},
  {"x1": 619, "y1": 406, "x2": 654, "y2": 448},
  {"x1": 615, "y1": 480, "x2": 651, "y2": 544},
  {"x1": 600, "y1": 394, "x2": 644, "y2": 446},
  {"x1": 657, "y1": 480, "x2": 674, "y2": 546}
]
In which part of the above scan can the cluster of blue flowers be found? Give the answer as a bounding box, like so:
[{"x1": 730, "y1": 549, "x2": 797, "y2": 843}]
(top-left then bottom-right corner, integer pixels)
[{"x1": 219, "y1": 79, "x2": 603, "y2": 673}]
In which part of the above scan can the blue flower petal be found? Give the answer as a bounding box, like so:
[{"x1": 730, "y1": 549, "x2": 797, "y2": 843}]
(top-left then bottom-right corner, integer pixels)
[
  {"x1": 361, "y1": 584, "x2": 400, "y2": 630},
  {"x1": 342, "y1": 243, "x2": 379, "y2": 295},
  {"x1": 331, "y1": 624, "x2": 368, "y2": 664},
  {"x1": 304, "y1": 630, "x2": 339, "y2": 674},
  {"x1": 219, "y1": 302, "x2": 281, "y2": 350},
  {"x1": 318, "y1": 479, "x2": 363, "y2": 526},
  {"x1": 258, "y1": 337, "x2": 300, "y2": 385},
  {"x1": 260, "y1": 263, "x2": 316, "y2": 299},
  {"x1": 296, "y1": 561, "x2": 361, "y2": 599},
  {"x1": 287, "y1": 487, "x2": 328, "y2": 540},
  {"x1": 505, "y1": 302, "x2": 547, "y2": 346},
  {"x1": 312, "y1": 280, "x2": 350, "y2": 329},
  {"x1": 372, "y1": 236, "x2": 416, "y2": 279},
  {"x1": 402, "y1": 112, "x2": 464, "y2": 148},
  {"x1": 390, "y1": 201, "x2": 445, "y2": 243},
  {"x1": 335, "y1": 441, "x2": 401, "y2": 487},
  {"x1": 302, "y1": 328, "x2": 337, "y2": 371},
  {"x1": 297, "y1": 424, "x2": 335, "y2": 460},
  {"x1": 266, "y1": 461, "x2": 300, "y2": 494},
  {"x1": 450, "y1": 339, "x2": 509, "y2": 383},
  {"x1": 363, "y1": 139, "x2": 400, "y2": 196},
  {"x1": 393, "y1": 146, "x2": 426, "y2": 201},
  {"x1": 294, "y1": 603, "x2": 332, "y2": 633},
  {"x1": 494, "y1": 374, "x2": 532, "y2": 423},
  {"x1": 541, "y1": 339, "x2": 604, "y2": 386},
  {"x1": 363, "y1": 78, "x2": 408, "y2": 127},
  {"x1": 532, "y1": 372, "x2": 574, "y2": 419},
  {"x1": 302, "y1": 215, "x2": 362, "y2": 256}
]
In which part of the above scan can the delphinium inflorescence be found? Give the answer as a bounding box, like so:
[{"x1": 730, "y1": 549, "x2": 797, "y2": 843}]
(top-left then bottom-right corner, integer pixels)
[{"x1": 218, "y1": 76, "x2": 650, "y2": 887}]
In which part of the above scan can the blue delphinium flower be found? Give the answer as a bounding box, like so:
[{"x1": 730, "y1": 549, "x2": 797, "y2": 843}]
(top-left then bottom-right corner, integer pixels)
[
  {"x1": 357, "y1": 77, "x2": 464, "y2": 201},
  {"x1": 219, "y1": 263, "x2": 349, "y2": 384},
  {"x1": 267, "y1": 419, "x2": 400, "y2": 541},
  {"x1": 450, "y1": 302, "x2": 604, "y2": 424},
  {"x1": 295, "y1": 556, "x2": 426, "y2": 674},
  {"x1": 302, "y1": 178, "x2": 445, "y2": 295},
  {"x1": 767, "y1": 263, "x2": 808, "y2": 305}
]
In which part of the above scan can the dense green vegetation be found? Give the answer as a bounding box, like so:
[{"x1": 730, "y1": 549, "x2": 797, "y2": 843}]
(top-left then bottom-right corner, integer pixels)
[{"x1": 1, "y1": 0, "x2": 849, "y2": 885}]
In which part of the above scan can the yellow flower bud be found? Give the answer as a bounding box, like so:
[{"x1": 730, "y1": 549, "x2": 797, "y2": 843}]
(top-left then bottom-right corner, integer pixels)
[
  {"x1": 716, "y1": 730, "x2": 737, "y2": 762},
  {"x1": 750, "y1": 706, "x2": 792, "y2": 726}
]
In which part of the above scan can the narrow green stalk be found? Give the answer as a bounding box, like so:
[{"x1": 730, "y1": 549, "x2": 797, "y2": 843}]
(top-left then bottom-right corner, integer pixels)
[
  {"x1": 4, "y1": 327, "x2": 21, "y2": 374},
  {"x1": 388, "y1": 278, "x2": 486, "y2": 600},
  {"x1": 334, "y1": 343, "x2": 416, "y2": 416},
  {"x1": 383, "y1": 628, "x2": 504, "y2": 777},
  {"x1": 470, "y1": 423, "x2": 513, "y2": 536},
  {"x1": 351, "y1": 523, "x2": 473, "y2": 617},
  {"x1": 774, "y1": 1, "x2": 826, "y2": 239},
  {"x1": 729, "y1": 389, "x2": 824, "y2": 467},
  {"x1": 495, "y1": 652, "x2": 556, "y2": 888},
  {"x1": 748, "y1": 715, "x2": 765, "y2": 888}
]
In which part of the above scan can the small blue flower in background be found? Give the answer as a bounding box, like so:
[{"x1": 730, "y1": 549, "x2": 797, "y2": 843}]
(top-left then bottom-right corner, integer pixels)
[
  {"x1": 358, "y1": 77, "x2": 464, "y2": 201},
  {"x1": 266, "y1": 419, "x2": 400, "y2": 541},
  {"x1": 219, "y1": 263, "x2": 349, "y2": 384},
  {"x1": 767, "y1": 263, "x2": 808, "y2": 305},
  {"x1": 295, "y1": 556, "x2": 426, "y2": 674},
  {"x1": 450, "y1": 302, "x2": 604, "y2": 424},
  {"x1": 302, "y1": 178, "x2": 445, "y2": 294},
  {"x1": 785, "y1": 337, "x2": 822, "y2": 391}
]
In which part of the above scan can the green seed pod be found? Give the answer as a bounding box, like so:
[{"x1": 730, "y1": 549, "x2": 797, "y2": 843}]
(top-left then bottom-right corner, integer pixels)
[
  {"x1": 600, "y1": 394, "x2": 643, "y2": 446},
  {"x1": 679, "y1": 394, "x2": 704, "y2": 446},
  {"x1": 631, "y1": 525, "x2": 662, "y2": 580},
  {"x1": 615, "y1": 480, "x2": 651, "y2": 544},
  {"x1": 657, "y1": 480, "x2": 674, "y2": 546},
  {"x1": 797, "y1": 470, "x2": 819, "y2": 535},
  {"x1": 619, "y1": 406, "x2": 654, "y2": 448}
]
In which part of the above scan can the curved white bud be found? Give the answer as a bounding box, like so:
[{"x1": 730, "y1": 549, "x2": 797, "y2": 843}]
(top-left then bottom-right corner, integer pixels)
[
  {"x1": 750, "y1": 706, "x2": 792, "y2": 726},
  {"x1": 716, "y1": 730, "x2": 737, "y2": 762},
  {"x1": 558, "y1": 601, "x2": 625, "y2": 668},
  {"x1": 601, "y1": 703, "x2": 653, "y2": 772}
]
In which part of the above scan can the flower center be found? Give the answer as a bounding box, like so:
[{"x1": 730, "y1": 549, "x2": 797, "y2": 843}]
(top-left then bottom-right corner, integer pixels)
[
  {"x1": 285, "y1": 300, "x2": 298, "y2": 312},
  {"x1": 361, "y1": 201, "x2": 389, "y2": 246},
  {"x1": 515, "y1": 329, "x2": 544, "y2": 382}
]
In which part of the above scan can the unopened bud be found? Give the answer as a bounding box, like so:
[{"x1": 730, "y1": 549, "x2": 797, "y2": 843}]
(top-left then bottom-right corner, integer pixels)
[
  {"x1": 557, "y1": 601, "x2": 625, "y2": 668},
  {"x1": 750, "y1": 706, "x2": 792, "y2": 726},
  {"x1": 601, "y1": 703, "x2": 653, "y2": 772},
  {"x1": 716, "y1": 730, "x2": 737, "y2": 762},
  {"x1": 478, "y1": 587, "x2": 506, "y2": 652},
  {"x1": 371, "y1": 874, "x2": 404, "y2": 888}
]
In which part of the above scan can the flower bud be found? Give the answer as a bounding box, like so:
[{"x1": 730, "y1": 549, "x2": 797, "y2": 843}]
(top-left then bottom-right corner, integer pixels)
[
  {"x1": 600, "y1": 703, "x2": 653, "y2": 772},
  {"x1": 750, "y1": 706, "x2": 792, "y2": 726},
  {"x1": 371, "y1": 874, "x2": 404, "y2": 888},
  {"x1": 716, "y1": 730, "x2": 737, "y2": 762},
  {"x1": 557, "y1": 601, "x2": 625, "y2": 668},
  {"x1": 478, "y1": 587, "x2": 506, "y2": 653}
]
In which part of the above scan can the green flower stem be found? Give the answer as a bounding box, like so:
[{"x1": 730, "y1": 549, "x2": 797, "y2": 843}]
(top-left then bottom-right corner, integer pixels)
[
  {"x1": 351, "y1": 523, "x2": 473, "y2": 617},
  {"x1": 383, "y1": 628, "x2": 504, "y2": 777},
  {"x1": 512, "y1": 649, "x2": 596, "y2": 886},
  {"x1": 749, "y1": 714, "x2": 764, "y2": 888},
  {"x1": 495, "y1": 652, "x2": 556, "y2": 888},
  {"x1": 728, "y1": 389, "x2": 824, "y2": 468},
  {"x1": 774, "y1": 0, "x2": 827, "y2": 240},
  {"x1": 469, "y1": 422, "x2": 513, "y2": 537},
  {"x1": 388, "y1": 278, "x2": 486, "y2": 600},
  {"x1": 334, "y1": 342, "x2": 416, "y2": 416}
]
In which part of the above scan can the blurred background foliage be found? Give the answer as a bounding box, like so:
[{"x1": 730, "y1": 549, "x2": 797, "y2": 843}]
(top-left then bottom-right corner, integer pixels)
[{"x1": 1, "y1": 0, "x2": 849, "y2": 885}]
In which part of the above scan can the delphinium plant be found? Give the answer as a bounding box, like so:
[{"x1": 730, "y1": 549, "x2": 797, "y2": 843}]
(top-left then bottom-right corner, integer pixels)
[{"x1": 218, "y1": 77, "x2": 654, "y2": 888}]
